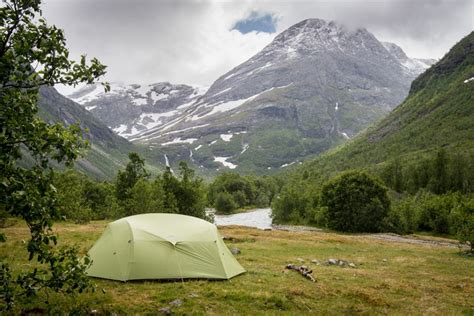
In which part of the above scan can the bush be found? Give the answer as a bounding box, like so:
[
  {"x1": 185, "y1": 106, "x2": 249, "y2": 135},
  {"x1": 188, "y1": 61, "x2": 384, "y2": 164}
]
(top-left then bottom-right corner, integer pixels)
[
  {"x1": 124, "y1": 179, "x2": 164, "y2": 216},
  {"x1": 271, "y1": 183, "x2": 310, "y2": 224},
  {"x1": 214, "y1": 192, "x2": 237, "y2": 214},
  {"x1": 450, "y1": 198, "x2": 474, "y2": 252},
  {"x1": 383, "y1": 193, "x2": 424, "y2": 234},
  {"x1": 208, "y1": 173, "x2": 277, "y2": 210},
  {"x1": 320, "y1": 170, "x2": 390, "y2": 232},
  {"x1": 54, "y1": 171, "x2": 92, "y2": 223}
]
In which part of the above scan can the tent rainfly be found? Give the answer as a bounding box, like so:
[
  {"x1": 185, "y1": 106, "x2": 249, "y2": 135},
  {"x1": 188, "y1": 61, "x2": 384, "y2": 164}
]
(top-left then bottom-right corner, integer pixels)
[{"x1": 86, "y1": 213, "x2": 246, "y2": 281}]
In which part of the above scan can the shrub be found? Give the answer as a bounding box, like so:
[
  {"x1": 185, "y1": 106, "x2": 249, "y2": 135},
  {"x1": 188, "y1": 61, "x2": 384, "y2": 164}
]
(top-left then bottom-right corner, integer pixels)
[
  {"x1": 451, "y1": 198, "x2": 474, "y2": 252},
  {"x1": 271, "y1": 183, "x2": 310, "y2": 224},
  {"x1": 320, "y1": 170, "x2": 390, "y2": 232},
  {"x1": 383, "y1": 193, "x2": 423, "y2": 234},
  {"x1": 214, "y1": 192, "x2": 237, "y2": 214}
]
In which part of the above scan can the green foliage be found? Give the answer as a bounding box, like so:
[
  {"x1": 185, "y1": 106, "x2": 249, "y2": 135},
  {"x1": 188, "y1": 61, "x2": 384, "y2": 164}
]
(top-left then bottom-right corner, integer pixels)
[
  {"x1": 160, "y1": 162, "x2": 209, "y2": 220},
  {"x1": 113, "y1": 160, "x2": 210, "y2": 220},
  {"x1": 271, "y1": 183, "x2": 311, "y2": 224},
  {"x1": 0, "y1": 0, "x2": 107, "y2": 309},
  {"x1": 320, "y1": 171, "x2": 390, "y2": 232},
  {"x1": 54, "y1": 171, "x2": 92, "y2": 223},
  {"x1": 53, "y1": 170, "x2": 123, "y2": 221},
  {"x1": 291, "y1": 32, "x2": 474, "y2": 194},
  {"x1": 451, "y1": 198, "x2": 474, "y2": 252},
  {"x1": 214, "y1": 191, "x2": 238, "y2": 214},
  {"x1": 123, "y1": 179, "x2": 164, "y2": 216},
  {"x1": 383, "y1": 191, "x2": 474, "y2": 246},
  {"x1": 380, "y1": 149, "x2": 474, "y2": 195},
  {"x1": 382, "y1": 193, "x2": 423, "y2": 234},
  {"x1": 208, "y1": 172, "x2": 278, "y2": 213},
  {"x1": 115, "y1": 152, "x2": 149, "y2": 201}
]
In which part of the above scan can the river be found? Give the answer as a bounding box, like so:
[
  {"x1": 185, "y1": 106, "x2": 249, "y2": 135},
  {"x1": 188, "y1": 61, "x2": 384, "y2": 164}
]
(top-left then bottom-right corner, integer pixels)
[{"x1": 213, "y1": 208, "x2": 272, "y2": 229}]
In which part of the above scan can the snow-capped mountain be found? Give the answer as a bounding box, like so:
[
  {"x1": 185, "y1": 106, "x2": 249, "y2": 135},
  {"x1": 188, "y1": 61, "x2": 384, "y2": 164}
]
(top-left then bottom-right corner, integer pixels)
[
  {"x1": 382, "y1": 42, "x2": 437, "y2": 76},
  {"x1": 67, "y1": 18, "x2": 435, "y2": 175},
  {"x1": 126, "y1": 19, "x2": 433, "y2": 173},
  {"x1": 69, "y1": 82, "x2": 207, "y2": 138}
]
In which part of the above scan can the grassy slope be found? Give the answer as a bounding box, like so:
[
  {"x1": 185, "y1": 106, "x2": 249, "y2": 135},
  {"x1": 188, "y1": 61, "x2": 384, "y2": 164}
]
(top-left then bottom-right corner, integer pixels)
[
  {"x1": 1, "y1": 221, "x2": 472, "y2": 314},
  {"x1": 287, "y1": 32, "x2": 474, "y2": 182},
  {"x1": 37, "y1": 87, "x2": 164, "y2": 180}
]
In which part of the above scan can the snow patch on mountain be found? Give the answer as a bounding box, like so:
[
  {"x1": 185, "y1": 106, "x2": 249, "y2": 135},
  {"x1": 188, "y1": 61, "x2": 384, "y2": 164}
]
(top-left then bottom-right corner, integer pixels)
[
  {"x1": 191, "y1": 84, "x2": 293, "y2": 122},
  {"x1": 211, "y1": 87, "x2": 232, "y2": 97},
  {"x1": 280, "y1": 161, "x2": 296, "y2": 168},
  {"x1": 220, "y1": 134, "x2": 233, "y2": 142},
  {"x1": 214, "y1": 157, "x2": 237, "y2": 169},
  {"x1": 161, "y1": 137, "x2": 198, "y2": 146},
  {"x1": 240, "y1": 143, "x2": 249, "y2": 154}
]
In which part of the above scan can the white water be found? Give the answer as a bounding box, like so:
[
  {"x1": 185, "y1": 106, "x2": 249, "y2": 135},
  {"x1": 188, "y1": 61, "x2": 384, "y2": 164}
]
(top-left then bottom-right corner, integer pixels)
[{"x1": 213, "y1": 208, "x2": 272, "y2": 229}]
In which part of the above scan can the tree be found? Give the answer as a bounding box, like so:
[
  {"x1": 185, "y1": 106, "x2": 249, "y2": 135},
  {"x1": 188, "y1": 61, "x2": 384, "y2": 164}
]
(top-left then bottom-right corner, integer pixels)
[
  {"x1": 115, "y1": 152, "x2": 149, "y2": 201},
  {"x1": 452, "y1": 198, "x2": 474, "y2": 253},
  {"x1": 53, "y1": 170, "x2": 92, "y2": 223},
  {"x1": 271, "y1": 182, "x2": 310, "y2": 224},
  {"x1": 0, "y1": 0, "x2": 107, "y2": 310},
  {"x1": 208, "y1": 172, "x2": 256, "y2": 209},
  {"x1": 382, "y1": 157, "x2": 404, "y2": 192},
  {"x1": 214, "y1": 191, "x2": 237, "y2": 214},
  {"x1": 124, "y1": 179, "x2": 164, "y2": 216},
  {"x1": 159, "y1": 162, "x2": 209, "y2": 220},
  {"x1": 320, "y1": 170, "x2": 390, "y2": 232},
  {"x1": 429, "y1": 148, "x2": 449, "y2": 194}
]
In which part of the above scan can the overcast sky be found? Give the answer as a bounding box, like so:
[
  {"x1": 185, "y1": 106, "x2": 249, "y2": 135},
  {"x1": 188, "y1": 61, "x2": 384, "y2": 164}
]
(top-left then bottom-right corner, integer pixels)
[{"x1": 42, "y1": 0, "x2": 473, "y2": 92}]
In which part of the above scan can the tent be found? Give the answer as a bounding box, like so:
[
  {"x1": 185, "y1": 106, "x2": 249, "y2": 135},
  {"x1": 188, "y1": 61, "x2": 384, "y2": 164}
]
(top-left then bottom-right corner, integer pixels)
[{"x1": 86, "y1": 213, "x2": 245, "y2": 281}]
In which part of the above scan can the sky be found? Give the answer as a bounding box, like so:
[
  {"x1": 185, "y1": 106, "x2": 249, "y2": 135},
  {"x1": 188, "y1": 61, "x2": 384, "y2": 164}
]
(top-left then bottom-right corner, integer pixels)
[{"x1": 42, "y1": 0, "x2": 473, "y2": 93}]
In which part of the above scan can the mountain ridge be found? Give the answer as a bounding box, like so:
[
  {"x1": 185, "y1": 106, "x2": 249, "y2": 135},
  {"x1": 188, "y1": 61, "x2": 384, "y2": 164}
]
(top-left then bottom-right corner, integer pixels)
[
  {"x1": 291, "y1": 31, "x2": 474, "y2": 181},
  {"x1": 65, "y1": 18, "x2": 436, "y2": 175}
]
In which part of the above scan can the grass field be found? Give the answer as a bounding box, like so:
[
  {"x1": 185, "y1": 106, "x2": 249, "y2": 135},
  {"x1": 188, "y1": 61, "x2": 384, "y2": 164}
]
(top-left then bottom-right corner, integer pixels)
[{"x1": 1, "y1": 221, "x2": 473, "y2": 314}]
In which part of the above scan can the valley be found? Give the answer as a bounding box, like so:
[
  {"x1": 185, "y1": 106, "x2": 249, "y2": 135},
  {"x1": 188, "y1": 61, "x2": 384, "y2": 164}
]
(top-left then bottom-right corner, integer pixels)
[
  {"x1": 2, "y1": 1, "x2": 473, "y2": 314},
  {"x1": 63, "y1": 18, "x2": 435, "y2": 176}
]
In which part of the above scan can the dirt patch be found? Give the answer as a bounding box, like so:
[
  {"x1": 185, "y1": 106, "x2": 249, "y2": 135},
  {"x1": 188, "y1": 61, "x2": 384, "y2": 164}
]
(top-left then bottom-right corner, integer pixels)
[
  {"x1": 270, "y1": 225, "x2": 460, "y2": 248},
  {"x1": 362, "y1": 233, "x2": 461, "y2": 248},
  {"x1": 271, "y1": 224, "x2": 323, "y2": 232}
]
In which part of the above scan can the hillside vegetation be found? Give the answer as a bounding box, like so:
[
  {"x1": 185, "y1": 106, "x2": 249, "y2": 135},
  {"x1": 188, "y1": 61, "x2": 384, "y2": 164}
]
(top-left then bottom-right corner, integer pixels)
[
  {"x1": 270, "y1": 32, "x2": 474, "y2": 242},
  {"x1": 295, "y1": 31, "x2": 474, "y2": 181}
]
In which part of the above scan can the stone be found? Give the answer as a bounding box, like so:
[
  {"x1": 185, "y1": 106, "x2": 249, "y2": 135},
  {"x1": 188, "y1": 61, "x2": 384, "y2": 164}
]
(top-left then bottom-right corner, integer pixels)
[
  {"x1": 349, "y1": 263, "x2": 356, "y2": 268},
  {"x1": 230, "y1": 247, "x2": 241, "y2": 255},
  {"x1": 311, "y1": 259, "x2": 320, "y2": 265},
  {"x1": 297, "y1": 257, "x2": 305, "y2": 262},
  {"x1": 169, "y1": 299, "x2": 183, "y2": 307},
  {"x1": 188, "y1": 293, "x2": 199, "y2": 298},
  {"x1": 327, "y1": 258, "x2": 338, "y2": 265},
  {"x1": 158, "y1": 307, "x2": 171, "y2": 315},
  {"x1": 383, "y1": 258, "x2": 388, "y2": 262}
]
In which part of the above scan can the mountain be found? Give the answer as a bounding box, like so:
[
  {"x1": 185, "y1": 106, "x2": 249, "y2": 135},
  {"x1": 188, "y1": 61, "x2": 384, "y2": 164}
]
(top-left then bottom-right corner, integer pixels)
[
  {"x1": 37, "y1": 86, "x2": 161, "y2": 179},
  {"x1": 294, "y1": 31, "x2": 474, "y2": 179},
  {"x1": 68, "y1": 18, "x2": 434, "y2": 175},
  {"x1": 69, "y1": 82, "x2": 207, "y2": 138},
  {"x1": 381, "y1": 42, "x2": 437, "y2": 76}
]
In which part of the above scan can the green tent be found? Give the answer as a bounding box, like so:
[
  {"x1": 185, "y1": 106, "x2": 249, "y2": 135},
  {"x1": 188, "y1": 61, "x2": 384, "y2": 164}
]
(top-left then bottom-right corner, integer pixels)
[{"x1": 86, "y1": 213, "x2": 245, "y2": 281}]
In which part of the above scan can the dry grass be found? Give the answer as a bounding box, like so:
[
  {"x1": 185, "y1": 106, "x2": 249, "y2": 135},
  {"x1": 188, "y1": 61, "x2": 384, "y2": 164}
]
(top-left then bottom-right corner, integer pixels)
[{"x1": 1, "y1": 221, "x2": 473, "y2": 314}]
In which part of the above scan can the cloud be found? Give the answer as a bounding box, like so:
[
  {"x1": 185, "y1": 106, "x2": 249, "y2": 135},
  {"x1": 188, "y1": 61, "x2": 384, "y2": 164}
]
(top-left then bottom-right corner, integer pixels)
[
  {"x1": 42, "y1": 0, "x2": 473, "y2": 91},
  {"x1": 232, "y1": 11, "x2": 279, "y2": 34}
]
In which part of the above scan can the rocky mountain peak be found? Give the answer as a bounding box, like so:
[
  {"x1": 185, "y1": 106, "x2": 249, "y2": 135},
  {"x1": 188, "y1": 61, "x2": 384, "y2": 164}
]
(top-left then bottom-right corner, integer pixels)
[
  {"x1": 265, "y1": 18, "x2": 381, "y2": 59},
  {"x1": 63, "y1": 18, "x2": 437, "y2": 175}
]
